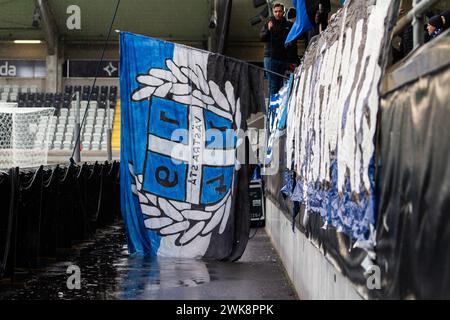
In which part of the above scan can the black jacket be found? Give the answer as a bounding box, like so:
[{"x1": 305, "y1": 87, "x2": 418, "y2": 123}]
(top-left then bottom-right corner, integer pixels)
[{"x1": 260, "y1": 17, "x2": 292, "y2": 60}]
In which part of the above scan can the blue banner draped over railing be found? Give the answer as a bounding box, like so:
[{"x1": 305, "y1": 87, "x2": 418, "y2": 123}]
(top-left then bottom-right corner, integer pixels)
[{"x1": 119, "y1": 32, "x2": 265, "y2": 259}]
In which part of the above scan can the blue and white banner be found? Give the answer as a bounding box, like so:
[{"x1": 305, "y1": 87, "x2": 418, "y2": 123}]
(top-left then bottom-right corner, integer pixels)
[
  {"x1": 265, "y1": 76, "x2": 293, "y2": 164},
  {"x1": 285, "y1": 1, "x2": 398, "y2": 248},
  {"x1": 120, "y1": 32, "x2": 265, "y2": 259}
]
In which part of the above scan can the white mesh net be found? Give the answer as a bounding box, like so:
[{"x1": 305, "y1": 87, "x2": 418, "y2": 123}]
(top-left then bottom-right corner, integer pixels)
[{"x1": 0, "y1": 107, "x2": 55, "y2": 169}]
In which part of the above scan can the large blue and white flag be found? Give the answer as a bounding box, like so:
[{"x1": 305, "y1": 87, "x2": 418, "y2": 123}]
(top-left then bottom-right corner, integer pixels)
[{"x1": 120, "y1": 32, "x2": 265, "y2": 260}]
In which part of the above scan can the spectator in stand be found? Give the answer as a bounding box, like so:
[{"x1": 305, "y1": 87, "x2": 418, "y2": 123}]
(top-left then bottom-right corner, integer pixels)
[
  {"x1": 427, "y1": 14, "x2": 444, "y2": 40},
  {"x1": 305, "y1": 0, "x2": 331, "y2": 48},
  {"x1": 440, "y1": 11, "x2": 450, "y2": 30},
  {"x1": 285, "y1": 7, "x2": 300, "y2": 71},
  {"x1": 260, "y1": 2, "x2": 292, "y2": 97}
]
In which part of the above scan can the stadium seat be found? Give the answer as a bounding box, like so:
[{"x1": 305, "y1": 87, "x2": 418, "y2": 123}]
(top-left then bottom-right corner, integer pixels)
[
  {"x1": 53, "y1": 141, "x2": 63, "y2": 149},
  {"x1": 89, "y1": 101, "x2": 98, "y2": 109},
  {"x1": 109, "y1": 91, "x2": 117, "y2": 100},
  {"x1": 91, "y1": 141, "x2": 100, "y2": 150},
  {"x1": 54, "y1": 93, "x2": 62, "y2": 102},
  {"x1": 109, "y1": 85, "x2": 118, "y2": 94},
  {"x1": 57, "y1": 123, "x2": 66, "y2": 132},
  {"x1": 94, "y1": 126, "x2": 103, "y2": 134},
  {"x1": 64, "y1": 134, "x2": 73, "y2": 143},
  {"x1": 100, "y1": 86, "x2": 108, "y2": 94},
  {"x1": 92, "y1": 86, "x2": 99, "y2": 94},
  {"x1": 54, "y1": 131, "x2": 64, "y2": 140},
  {"x1": 64, "y1": 85, "x2": 73, "y2": 94},
  {"x1": 82, "y1": 85, "x2": 91, "y2": 94},
  {"x1": 45, "y1": 92, "x2": 54, "y2": 101},
  {"x1": 66, "y1": 124, "x2": 75, "y2": 133},
  {"x1": 74, "y1": 85, "x2": 82, "y2": 93}
]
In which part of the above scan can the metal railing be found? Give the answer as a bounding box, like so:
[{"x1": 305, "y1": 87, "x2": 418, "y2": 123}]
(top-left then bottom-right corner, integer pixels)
[{"x1": 393, "y1": 0, "x2": 442, "y2": 49}]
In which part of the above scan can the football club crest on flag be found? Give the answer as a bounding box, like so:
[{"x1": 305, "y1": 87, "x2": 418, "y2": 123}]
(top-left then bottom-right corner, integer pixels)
[{"x1": 120, "y1": 32, "x2": 265, "y2": 260}]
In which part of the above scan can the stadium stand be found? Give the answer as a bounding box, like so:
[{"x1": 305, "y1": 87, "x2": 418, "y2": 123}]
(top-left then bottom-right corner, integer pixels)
[{"x1": 0, "y1": 84, "x2": 118, "y2": 151}]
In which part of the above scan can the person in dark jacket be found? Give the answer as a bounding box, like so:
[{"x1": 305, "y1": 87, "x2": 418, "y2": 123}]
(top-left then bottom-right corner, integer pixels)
[
  {"x1": 427, "y1": 14, "x2": 444, "y2": 40},
  {"x1": 442, "y1": 11, "x2": 450, "y2": 30},
  {"x1": 286, "y1": 7, "x2": 300, "y2": 69},
  {"x1": 305, "y1": 0, "x2": 331, "y2": 49},
  {"x1": 260, "y1": 2, "x2": 292, "y2": 97}
]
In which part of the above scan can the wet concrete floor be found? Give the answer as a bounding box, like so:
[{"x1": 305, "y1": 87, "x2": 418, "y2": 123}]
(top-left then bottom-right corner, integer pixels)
[{"x1": 0, "y1": 224, "x2": 297, "y2": 300}]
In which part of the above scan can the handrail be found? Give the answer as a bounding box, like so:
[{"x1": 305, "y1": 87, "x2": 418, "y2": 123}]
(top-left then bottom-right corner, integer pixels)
[{"x1": 393, "y1": 0, "x2": 441, "y2": 39}]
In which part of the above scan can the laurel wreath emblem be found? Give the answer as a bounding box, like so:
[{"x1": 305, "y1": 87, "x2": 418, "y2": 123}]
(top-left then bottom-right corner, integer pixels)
[{"x1": 128, "y1": 58, "x2": 244, "y2": 246}]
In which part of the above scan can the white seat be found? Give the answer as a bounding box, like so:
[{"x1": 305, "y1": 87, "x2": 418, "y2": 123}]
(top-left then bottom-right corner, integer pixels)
[
  {"x1": 20, "y1": 87, "x2": 29, "y2": 94},
  {"x1": 92, "y1": 133, "x2": 101, "y2": 142},
  {"x1": 63, "y1": 141, "x2": 72, "y2": 149},
  {"x1": 38, "y1": 122, "x2": 50, "y2": 131},
  {"x1": 91, "y1": 141, "x2": 100, "y2": 150},
  {"x1": 82, "y1": 141, "x2": 91, "y2": 149},
  {"x1": 29, "y1": 86, "x2": 38, "y2": 93},
  {"x1": 94, "y1": 127, "x2": 103, "y2": 134},
  {"x1": 82, "y1": 136, "x2": 92, "y2": 143},
  {"x1": 54, "y1": 136, "x2": 63, "y2": 143}
]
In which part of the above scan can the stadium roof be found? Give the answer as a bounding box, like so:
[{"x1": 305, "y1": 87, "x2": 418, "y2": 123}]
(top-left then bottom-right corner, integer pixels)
[{"x1": 0, "y1": 0, "x2": 344, "y2": 44}]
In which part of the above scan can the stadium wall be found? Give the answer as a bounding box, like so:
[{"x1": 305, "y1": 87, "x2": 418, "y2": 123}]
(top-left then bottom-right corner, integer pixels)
[{"x1": 265, "y1": 198, "x2": 364, "y2": 300}]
